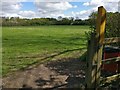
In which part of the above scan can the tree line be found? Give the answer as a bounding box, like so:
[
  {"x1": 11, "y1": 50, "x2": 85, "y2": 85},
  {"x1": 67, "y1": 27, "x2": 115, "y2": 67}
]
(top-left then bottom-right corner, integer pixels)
[{"x1": 1, "y1": 16, "x2": 90, "y2": 26}]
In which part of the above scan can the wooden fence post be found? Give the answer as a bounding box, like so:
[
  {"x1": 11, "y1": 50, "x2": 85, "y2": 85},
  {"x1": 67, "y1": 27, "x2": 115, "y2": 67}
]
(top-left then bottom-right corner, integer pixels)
[
  {"x1": 96, "y1": 6, "x2": 106, "y2": 87},
  {"x1": 85, "y1": 6, "x2": 106, "y2": 88},
  {"x1": 85, "y1": 33, "x2": 98, "y2": 88}
]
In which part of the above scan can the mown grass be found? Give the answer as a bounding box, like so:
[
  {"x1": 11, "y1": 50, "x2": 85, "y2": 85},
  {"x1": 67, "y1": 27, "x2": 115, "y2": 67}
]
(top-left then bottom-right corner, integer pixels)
[{"x1": 2, "y1": 25, "x2": 89, "y2": 76}]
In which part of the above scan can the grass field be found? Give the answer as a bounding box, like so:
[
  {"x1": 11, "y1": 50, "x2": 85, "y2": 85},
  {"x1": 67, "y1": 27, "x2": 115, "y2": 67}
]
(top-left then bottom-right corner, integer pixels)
[{"x1": 2, "y1": 25, "x2": 89, "y2": 76}]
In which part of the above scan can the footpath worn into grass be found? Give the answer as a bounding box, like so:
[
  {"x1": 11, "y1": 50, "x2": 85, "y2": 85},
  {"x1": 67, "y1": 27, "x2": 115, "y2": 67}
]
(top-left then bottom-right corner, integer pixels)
[
  {"x1": 2, "y1": 56, "x2": 86, "y2": 88},
  {"x1": 2, "y1": 25, "x2": 89, "y2": 76}
]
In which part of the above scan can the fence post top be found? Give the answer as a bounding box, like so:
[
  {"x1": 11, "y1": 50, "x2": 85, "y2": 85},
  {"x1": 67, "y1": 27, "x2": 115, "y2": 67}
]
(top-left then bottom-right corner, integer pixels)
[
  {"x1": 98, "y1": 6, "x2": 104, "y2": 8},
  {"x1": 98, "y1": 6, "x2": 106, "y2": 12}
]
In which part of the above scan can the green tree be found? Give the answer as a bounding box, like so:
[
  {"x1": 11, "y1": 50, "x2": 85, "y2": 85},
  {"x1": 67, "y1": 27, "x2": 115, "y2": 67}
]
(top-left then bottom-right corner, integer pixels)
[{"x1": 106, "y1": 12, "x2": 120, "y2": 37}]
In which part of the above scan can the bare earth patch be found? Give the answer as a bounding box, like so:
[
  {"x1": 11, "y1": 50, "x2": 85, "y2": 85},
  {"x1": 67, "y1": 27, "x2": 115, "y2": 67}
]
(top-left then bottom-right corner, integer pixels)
[{"x1": 2, "y1": 57, "x2": 86, "y2": 89}]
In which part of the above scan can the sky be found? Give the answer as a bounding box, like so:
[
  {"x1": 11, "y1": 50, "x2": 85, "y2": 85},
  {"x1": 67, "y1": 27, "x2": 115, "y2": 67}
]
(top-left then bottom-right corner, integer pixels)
[{"x1": 1, "y1": 0, "x2": 120, "y2": 19}]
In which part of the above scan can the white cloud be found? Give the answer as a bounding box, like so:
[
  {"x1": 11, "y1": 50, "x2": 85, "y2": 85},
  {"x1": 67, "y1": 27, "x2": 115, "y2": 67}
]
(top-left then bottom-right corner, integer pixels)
[
  {"x1": 35, "y1": 2, "x2": 73, "y2": 12},
  {"x1": 45, "y1": 13, "x2": 68, "y2": 18},
  {"x1": 73, "y1": 5, "x2": 77, "y2": 8},
  {"x1": 1, "y1": 1, "x2": 36, "y2": 18},
  {"x1": 18, "y1": 11, "x2": 36, "y2": 18},
  {"x1": 34, "y1": 2, "x2": 74, "y2": 18},
  {"x1": 79, "y1": 0, "x2": 119, "y2": 18},
  {"x1": 1, "y1": 0, "x2": 30, "y2": 2},
  {"x1": 1, "y1": 2, "x2": 22, "y2": 17},
  {"x1": 72, "y1": 9, "x2": 94, "y2": 19},
  {"x1": 1, "y1": 2, "x2": 22, "y2": 13},
  {"x1": 118, "y1": 2, "x2": 120, "y2": 12},
  {"x1": 32, "y1": 0, "x2": 92, "y2": 2},
  {"x1": 2, "y1": 13, "x2": 21, "y2": 18},
  {"x1": 104, "y1": 2, "x2": 118, "y2": 12},
  {"x1": 83, "y1": 0, "x2": 104, "y2": 7},
  {"x1": 83, "y1": 0, "x2": 119, "y2": 12},
  {"x1": 83, "y1": 2, "x2": 89, "y2": 6},
  {"x1": 83, "y1": 0, "x2": 119, "y2": 6},
  {"x1": 104, "y1": 0, "x2": 119, "y2": 2}
]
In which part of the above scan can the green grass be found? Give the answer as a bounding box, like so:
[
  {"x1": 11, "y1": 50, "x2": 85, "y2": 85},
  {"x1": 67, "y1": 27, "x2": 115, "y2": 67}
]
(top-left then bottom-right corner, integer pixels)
[{"x1": 2, "y1": 25, "x2": 89, "y2": 76}]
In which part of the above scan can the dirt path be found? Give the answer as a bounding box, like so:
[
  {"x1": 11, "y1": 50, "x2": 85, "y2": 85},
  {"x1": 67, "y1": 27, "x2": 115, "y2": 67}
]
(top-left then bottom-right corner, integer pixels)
[{"x1": 2, "y1": 57, "x2": 86, "y2": 89}]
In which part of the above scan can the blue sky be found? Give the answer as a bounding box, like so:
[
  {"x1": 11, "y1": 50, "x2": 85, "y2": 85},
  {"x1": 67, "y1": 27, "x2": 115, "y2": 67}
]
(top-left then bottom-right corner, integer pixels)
[
  {"x1": 21, "y1": 2, "x2": 36, "y2": 11},
  {"x1": 21, "y1": 2, "x2": 91, "y2": 12},
  {"x1": 1, "y1": 0, "x2": 119, "y2": 19},
  {"x1": 64, "y1": 2, "x2": 90, "y2": 13}
]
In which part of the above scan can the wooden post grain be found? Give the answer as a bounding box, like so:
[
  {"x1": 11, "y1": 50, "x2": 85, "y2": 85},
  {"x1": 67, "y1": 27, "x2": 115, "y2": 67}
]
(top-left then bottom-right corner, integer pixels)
[
  {"x1": 96, "y1": 6, "x2": 106, "y2": 87},
  {"x1": 85, "y1": 33, "x2": 97, "y2": 88}
]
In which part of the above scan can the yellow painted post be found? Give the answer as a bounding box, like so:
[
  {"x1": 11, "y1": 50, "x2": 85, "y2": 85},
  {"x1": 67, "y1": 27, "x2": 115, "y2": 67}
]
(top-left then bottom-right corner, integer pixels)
[
  {"x1": 85, "y1": 6, "x2": 106, "y2": 88},
  {"x1": 96, "y1": 6, "x2": 106, "y2": 44},
  {"x1": 96, "y1": 6, "x2": 106, "y2": 87}
]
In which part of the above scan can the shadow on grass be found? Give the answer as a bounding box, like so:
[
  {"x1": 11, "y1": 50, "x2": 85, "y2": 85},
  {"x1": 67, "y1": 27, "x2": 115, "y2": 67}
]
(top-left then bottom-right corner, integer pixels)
[{"x1": 40, "y1": 47, "x2": 86, "y2": 61}]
